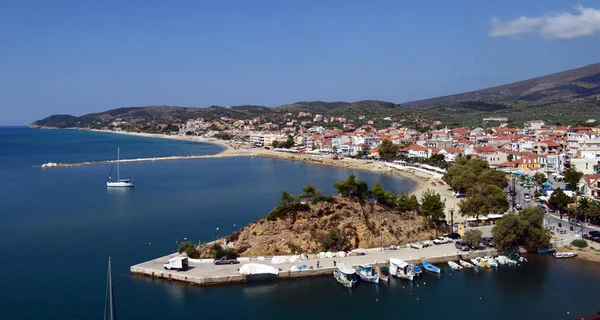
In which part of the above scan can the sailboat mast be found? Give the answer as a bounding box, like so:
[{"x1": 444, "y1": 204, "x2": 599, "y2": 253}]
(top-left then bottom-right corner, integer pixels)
[
  {"x1": 108, "y1": 257, "x2": 116, "y2": 320},
  {"x1": 117, "y1": 148, "x2": 120, "y2": 181}
]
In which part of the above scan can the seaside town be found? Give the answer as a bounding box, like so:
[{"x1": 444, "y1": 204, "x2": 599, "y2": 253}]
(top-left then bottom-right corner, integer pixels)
[
  {"x1": 123, "y1": 114, "x2": 600, "y2": 298},
  {"x1": 170, "y1": 114, "x2": 599, "y2": 192}
]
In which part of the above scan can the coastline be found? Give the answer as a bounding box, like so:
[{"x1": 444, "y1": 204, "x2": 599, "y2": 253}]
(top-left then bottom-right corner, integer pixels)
[{"x1": 45, "y1": 128, "x2": 459, "y2": 220}]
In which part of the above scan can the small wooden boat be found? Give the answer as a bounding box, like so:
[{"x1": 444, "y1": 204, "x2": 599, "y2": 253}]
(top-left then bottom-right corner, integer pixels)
[
  {"x1": 459, "y1": 260, "x2": 475, "y2": 269},
  {"x1": 413, "y1": 265, "x2": 422, "y2": 277},
  {"x1": 537, "y1": 248, "x2": 556, "y2": 254},
  {"x1": 378, "y1": 266, "x2": 390, "y2": 282},
  {"x1": 471, "y1": 257, "x2": 490, "y2": 268},
  {"x1": 422, "y1": 261, "x2": 441, "y2": 274},
  {"x1": 333, "y1": 263, "x2": 358, "y2": 288},
  {"x1": 507, "y1": 252, "x2": 527, "y2": 263},
  {"x1": 389, "y1": 258, "x2": 416, "y2": 281},
  {"x1": 496, "y1": 255, "x2": 517, "y2": 266},
  {"x1": 358, "y1": 264, "x2": 380, "y2": 283},
  {"x1": 484, "y1": 256, "x2": 498, "y2": 267},
  {"x1": 448, "y1": 261, "x2": 463, "y2": 270},
  {"x1": 553, "y1": 252, "x2": 577, "y2": 259}
]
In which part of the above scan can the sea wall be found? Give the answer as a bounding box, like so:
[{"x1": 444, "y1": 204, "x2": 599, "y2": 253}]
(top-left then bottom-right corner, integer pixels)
[{"x1": 130, "y1": 248, "x2": 499, "y2": 286}]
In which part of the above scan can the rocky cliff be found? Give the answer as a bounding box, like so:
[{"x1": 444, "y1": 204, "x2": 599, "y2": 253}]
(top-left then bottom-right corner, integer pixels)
[{"x1": 203, "y1": 197, "x2": 436, "y2": 257}]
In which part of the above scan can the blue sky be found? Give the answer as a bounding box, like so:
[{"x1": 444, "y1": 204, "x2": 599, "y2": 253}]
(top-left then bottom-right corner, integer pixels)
[{"x1": 1, "y1": 0, "x2": 600, "y2": 125}]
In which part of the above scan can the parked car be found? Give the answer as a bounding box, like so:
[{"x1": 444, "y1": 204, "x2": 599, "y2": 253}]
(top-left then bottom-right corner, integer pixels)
[
  {"x1": 455, "y1": 240, "x2": 470, "y2": 251},
  {"x1": 589, "y1": 231, "x2": 600, "y2": 238},
  {"x1": 536, "y1": 204, "x2": 547, "y2": 213},
  {"x1": 410, "y1": 242, "x2": 424, "y2": 249},
  {"x1": 433, "y1": 236, "x2": 452, "y2": 245},
  {"x1": 514, "y1": 203, "x2": 523, "y2": 210},
  {"x1": 453, "y1": 191, "x2": 466, "y2": 198},
  {"x1": 523, "y1": 193, "x2": 531, "y2": 201},
  {"x1": 445, "y1": 232, "x2": 462, "y2": 240},
  {"x1": 214, "y1": 256, "x2": 239, "y2": 265},
  {"x1": 482, "y1": 237, "x2": 494, "y2": 247}
]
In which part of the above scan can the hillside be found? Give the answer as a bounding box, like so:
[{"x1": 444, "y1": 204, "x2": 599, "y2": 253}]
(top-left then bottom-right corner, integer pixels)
[
  {"x1": 30, "y1": 63, "x2": 600, "y2": 129},
  {"x1": 403, "y1": 63, "x2": 600, "y2": 107},
  {"x1": 199, "y1": 196, "x2": 435, "y2": 257},
  {"x1": 30, "y1": 105, "x2": 275, "y2": 130}
]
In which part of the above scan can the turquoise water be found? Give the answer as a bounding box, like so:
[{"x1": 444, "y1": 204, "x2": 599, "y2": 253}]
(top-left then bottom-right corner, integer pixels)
[{"x1": 0, "y1": 127, "x2": 598, "y2": 319}]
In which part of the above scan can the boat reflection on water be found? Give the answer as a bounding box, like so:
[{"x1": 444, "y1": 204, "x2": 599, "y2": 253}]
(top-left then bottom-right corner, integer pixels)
[{"x1": 106, "y1": 186, "x2": 134, "y2": 200}]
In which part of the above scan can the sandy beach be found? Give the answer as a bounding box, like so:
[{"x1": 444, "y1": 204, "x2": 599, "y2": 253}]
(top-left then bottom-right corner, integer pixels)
[{"x1": 61, "y1": 129, "x2": 460, "y2": 220}]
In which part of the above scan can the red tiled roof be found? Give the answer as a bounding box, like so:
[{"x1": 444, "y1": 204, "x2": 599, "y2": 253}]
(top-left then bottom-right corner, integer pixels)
[
  {"x1": 583, "y1": 174, "x2": 600, "y2": 186},
  {"x1": 441, "y1": 147, "x2": 464, "y2": 154},
  {"x1": 474, "y1": 146, "x2": 495, "y2": 153}
]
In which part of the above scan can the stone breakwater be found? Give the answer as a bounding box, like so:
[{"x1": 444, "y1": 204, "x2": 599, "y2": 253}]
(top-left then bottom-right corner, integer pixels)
[{"x1": 39, "y1": 152, "x2": 251, "y2": 168}]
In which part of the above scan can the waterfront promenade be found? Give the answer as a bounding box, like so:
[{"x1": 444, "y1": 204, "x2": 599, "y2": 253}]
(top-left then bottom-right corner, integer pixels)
[{"x1": 131, "y1": 243, "x2": 498, "y2": 286}]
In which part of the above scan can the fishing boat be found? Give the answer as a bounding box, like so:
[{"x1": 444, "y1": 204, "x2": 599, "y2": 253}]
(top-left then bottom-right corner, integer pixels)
[
  {"x1": 389, "y1": 258, "x2": 416, "y2": 281},
  {"x1": 413, "y1": 265, "x2": 422, "y2": 277},
  {"x1": 106, "y1": 148, "x2": 134, "y2": 187},
  {"x1": 553, "y1": 252, "x2": 577, "y2": 259},
  {"x1": 358, "y1": 264, "x2": 380, "y2": 283},
  {"x1": 378, "y1": 266, "x2": 390, "y2": 282},
  {"x1": 537, "y1": 248, "x2": 556, "y2": 254},
  {"x1": 471, "y1": 257, "x2": 490, "y2": 268},
  {"x1": 484, "y1": 256, "x2": 498, "y2": 267},
  {"x1": 422, "y1": 261, "x2": 441, "y2": 274},
  {"x1": 104, "y1": 257, "x2": 117, "y2": 320},
  {"x1": 507, "y1": 252, "x2": 527, "y2": 263},
  {"x1": 448, "y1": 261, "x2": 463, "y2": 270},
  {"x1": 459, "y1": 260, "x2": 475, "y2": 269},
  {"x1": 333, "y1": 263, "x2": 358, "y2": 288}
]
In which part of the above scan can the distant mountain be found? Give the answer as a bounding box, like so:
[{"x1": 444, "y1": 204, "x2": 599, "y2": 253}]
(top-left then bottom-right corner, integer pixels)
[
  {"x1": 30, "y1": 63, "x2": 600, "y2": 130},
  {"x1": 403, "y1": 63, "x2": 600, "y2": 107},
  {"x1": 275, "y1": 100, "x2": 401, "y2": 115},
  {"x1": 30, "y1": 105, "x2": 274, "y2": 129}
]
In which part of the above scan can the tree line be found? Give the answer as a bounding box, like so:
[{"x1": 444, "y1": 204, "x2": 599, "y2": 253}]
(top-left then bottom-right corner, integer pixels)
[
  {"x1": 267, "y1": 174, "x2": 447, "y2": 227},
  {"x1": 442, "y1": 156, "x2": 509, "y2": 218}
]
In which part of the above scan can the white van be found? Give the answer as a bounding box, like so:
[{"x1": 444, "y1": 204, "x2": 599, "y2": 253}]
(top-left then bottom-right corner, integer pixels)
[{"x1": 163, "y1": 256, "x2": 189, "y2": 271}]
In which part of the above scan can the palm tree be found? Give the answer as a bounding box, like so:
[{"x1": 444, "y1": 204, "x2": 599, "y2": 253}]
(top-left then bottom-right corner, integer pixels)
[{"x1": 577, "y1": 197, "x2": 592, "y2": 225}]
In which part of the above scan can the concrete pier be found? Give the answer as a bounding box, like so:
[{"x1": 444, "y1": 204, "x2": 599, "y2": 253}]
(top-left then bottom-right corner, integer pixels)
[{"x1": 130, "y1": 243, "x2": 499, "y2": 286}]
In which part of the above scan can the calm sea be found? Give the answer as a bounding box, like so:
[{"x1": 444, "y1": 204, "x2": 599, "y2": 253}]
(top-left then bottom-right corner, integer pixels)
[{"x1": 0, "y1": 127, "x2": 598, "y2": 319}]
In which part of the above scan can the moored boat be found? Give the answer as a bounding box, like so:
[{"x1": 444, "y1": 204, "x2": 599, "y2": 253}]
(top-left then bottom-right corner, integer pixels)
[
  {"x1": 422, "y1": 261, "x2": 441, "y2": 274},
  {"x1": 358, "y1": 264, "x2": 380, "y2": 283},
  {"x1": 497, "y1": 255, "x2": 517, "y2": 266},
  {"x1": 106, "y1": 148, "x2": 134, "y2": 188},
  {"x1": 459, "y1": 260, "x2": 475, "y2": 269},
  {"x1": 448, "y1": 261, "x2": 463, "y2": 270},
  {"x1": 553, "y1": 252, "x2": 577, "y2": 259},
  {"x1": 333, "y1": 263, "x2": 358, "y2": 288},
  {"x1": 537, "y1": 248, "x2": 556, "y2": 254},
  {"x1": 378, "y1": 266, "x2": 390, "y2": 282},
  {"x1": 484, "y1": 256, "x2": 498, "y2": 267},
  {"x1": 507, "y1": 252, "x2": 527, "y2": 263},
  {"x1": 413, "y1": 265, "x2": 422, "y2": 277},
  {"x1": 389, "y1": 258, "x2": 416, "y2": 281},
  {"x1": 471, "y1": 257, "x2": 490, "y2": 268}
]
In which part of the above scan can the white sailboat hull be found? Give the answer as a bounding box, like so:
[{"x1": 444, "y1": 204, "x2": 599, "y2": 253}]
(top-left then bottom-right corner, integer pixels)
[{"x1": 106, "y1": 180, "x2": 134, "y2": 187}]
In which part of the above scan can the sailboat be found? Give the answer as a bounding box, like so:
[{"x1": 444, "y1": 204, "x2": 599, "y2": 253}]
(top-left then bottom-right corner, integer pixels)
[
  {"x1": 104, "y1": 257, "x2": 117, "y2": 320},
  {"x1": 106, "y1": 148, "x2": 134, "y2": 187}
]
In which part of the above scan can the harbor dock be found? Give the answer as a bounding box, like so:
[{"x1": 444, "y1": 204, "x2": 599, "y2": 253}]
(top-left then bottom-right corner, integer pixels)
[{"x1": 130, "y1": 243, "x2": 499, "y2": 286}]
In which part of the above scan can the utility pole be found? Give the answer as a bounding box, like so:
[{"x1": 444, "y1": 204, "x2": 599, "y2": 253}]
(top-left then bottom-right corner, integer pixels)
[
  {"x1": 510, "y1": 175, "x2": 517, "y2": 209},
  {"x1": 450, "y1": 207, "x2": 455, "y2": 233}
]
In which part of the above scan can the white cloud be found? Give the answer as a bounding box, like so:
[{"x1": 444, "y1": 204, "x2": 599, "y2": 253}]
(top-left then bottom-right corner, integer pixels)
[{"x1": 488, "y1": 5, "x2": 600, "y2": 40}]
